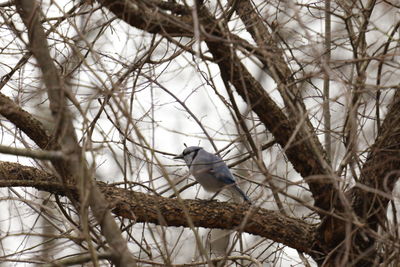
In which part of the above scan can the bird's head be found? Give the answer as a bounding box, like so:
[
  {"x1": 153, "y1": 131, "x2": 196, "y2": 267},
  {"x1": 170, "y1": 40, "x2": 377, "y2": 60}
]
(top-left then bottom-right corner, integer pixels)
[{"x1": 173, "y1": 146, "x2": 202, "y2": 167}]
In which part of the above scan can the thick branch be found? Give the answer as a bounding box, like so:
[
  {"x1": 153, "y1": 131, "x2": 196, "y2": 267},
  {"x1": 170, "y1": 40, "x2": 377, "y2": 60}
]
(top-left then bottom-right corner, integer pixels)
[
  {"x1": 233, "y1": 0, "x2": 307, "y2": 112},
  {"x1": 314, "y1": 91, "x2": 400, "y2": 265},
  {"x1": 0, "y1": 161, "x2": 317, "y2": 254},
  {"x1": 351, "y1": 90, "x2": 400, "y2": 244},
  {"x1": 0, "y1": 93, "x2": 55, "y2": 150},
  {"x1": 232, "y1": 0, "x2": 330, "y2": 172}
]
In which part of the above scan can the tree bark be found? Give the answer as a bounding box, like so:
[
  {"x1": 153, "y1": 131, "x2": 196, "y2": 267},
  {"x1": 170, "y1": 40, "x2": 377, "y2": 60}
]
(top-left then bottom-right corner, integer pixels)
[{"x1": 0, "y1": 161, "x2": 316, "y2": 254}]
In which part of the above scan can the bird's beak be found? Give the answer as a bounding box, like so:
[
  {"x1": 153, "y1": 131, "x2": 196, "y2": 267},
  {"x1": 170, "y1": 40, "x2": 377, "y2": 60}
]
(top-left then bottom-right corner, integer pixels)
[{"x1": 173, "y1": 154, "x2": 183, "y2": 159}]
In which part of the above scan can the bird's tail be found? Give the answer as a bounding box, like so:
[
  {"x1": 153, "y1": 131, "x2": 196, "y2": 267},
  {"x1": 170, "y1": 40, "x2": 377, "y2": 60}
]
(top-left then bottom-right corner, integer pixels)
[{"x1": 230, "y1": 185, "x2": 251, "y2": 204}]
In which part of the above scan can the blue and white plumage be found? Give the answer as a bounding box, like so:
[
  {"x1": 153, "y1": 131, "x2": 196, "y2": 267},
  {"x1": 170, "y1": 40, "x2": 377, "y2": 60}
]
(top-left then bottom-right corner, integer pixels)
[{"x1": 174, "y1": 146, "x2": 251, "y2": 204}]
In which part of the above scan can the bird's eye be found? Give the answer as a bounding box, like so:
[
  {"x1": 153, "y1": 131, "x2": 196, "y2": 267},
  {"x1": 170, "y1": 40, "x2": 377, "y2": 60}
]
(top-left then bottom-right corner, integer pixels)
[
  {"x1": 183, "y1": 151, "x2": 191, "y2": 156},
  {"x1": 182, "y1": 148, "x2": 199, "y2": 156}
]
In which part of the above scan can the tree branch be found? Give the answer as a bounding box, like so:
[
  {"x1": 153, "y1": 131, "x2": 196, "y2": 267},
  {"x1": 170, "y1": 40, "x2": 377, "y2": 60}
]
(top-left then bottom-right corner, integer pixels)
[
  {"x1": 0, "y1": 93, "x2": 55, "y2": 150},
  {"x1": 351, "y1": 89, "x2": 400, "y2": 249},
  {"x1": 314, "y1": 91, "x2": 400, "y2": 265},
  {"x1": 0, "y1": 161, "x2": 317, "y2": 255}
]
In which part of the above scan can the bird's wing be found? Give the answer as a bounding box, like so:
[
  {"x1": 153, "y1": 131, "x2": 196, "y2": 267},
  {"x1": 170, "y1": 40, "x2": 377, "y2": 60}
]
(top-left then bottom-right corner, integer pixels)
[
  {"x1": 210, "y1": 164, "x2": 236, "y2": 184},
  {"x1": 193, "y1": 151, "x2": 236, "y2": 184}
]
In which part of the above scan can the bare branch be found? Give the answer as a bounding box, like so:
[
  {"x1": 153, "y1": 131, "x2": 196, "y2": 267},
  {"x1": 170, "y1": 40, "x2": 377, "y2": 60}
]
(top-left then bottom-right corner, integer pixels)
[
  {"x1": 351, "y1": 90, "x2": 400, "y2": 249},
  {"x1": 0, "y1": 161, "x2": 317, "y2": 254},
  {"x1": 0, "y1": 144, "x2": 64, "y2": 160},
  {"x1": 0, "y1": 92, "x2": 54, "y2": 149}
]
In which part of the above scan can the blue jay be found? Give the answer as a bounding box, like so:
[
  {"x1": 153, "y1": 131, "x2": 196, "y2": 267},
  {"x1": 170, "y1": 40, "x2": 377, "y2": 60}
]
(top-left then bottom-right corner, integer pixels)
[{"x1": 174, "y1": 146, "x2": 251, "y2": 204}]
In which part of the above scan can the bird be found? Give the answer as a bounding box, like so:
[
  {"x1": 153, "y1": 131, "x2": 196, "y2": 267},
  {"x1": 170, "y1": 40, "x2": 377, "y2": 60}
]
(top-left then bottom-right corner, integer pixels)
[{"x1": 174, "y1": 146, "x2": 251, "y2": 204}]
